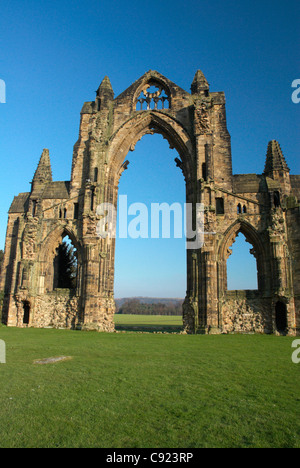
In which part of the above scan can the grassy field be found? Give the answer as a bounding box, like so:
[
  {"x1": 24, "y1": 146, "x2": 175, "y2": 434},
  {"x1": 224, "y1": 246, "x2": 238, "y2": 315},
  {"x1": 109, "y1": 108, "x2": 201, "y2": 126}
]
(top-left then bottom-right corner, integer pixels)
[
  {"x1": 114, "y1": 314, "x2": 183, "y2": 325},
  {"x1": 0, "y1": 325, "x2": 299, "y2": 448},
  {"x1": 114, "y1": 314, "x2": 183, "y2": 332}
]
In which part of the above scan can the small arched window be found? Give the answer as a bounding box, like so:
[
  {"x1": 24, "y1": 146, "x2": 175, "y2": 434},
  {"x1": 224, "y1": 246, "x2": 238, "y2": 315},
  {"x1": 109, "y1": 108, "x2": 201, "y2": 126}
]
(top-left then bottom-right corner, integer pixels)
[
  {"x1": 74, "y1": 203, "x2": 79, "y2": 220},
  {"x1": 53, "y1": 235, "x2": 78, "y2": 290},
  {"x1": 274, "y1": 191, "x2": 281, "y2": 208},
  {"x1": 23, "y1": 301, "x2": 31, "y2": 325},
  {"x1": 32, "y1": 200, "x2": 38, "y2": 217},
  {"x1": 216, "y1": 198, "x2": 225, "y2": 215}
]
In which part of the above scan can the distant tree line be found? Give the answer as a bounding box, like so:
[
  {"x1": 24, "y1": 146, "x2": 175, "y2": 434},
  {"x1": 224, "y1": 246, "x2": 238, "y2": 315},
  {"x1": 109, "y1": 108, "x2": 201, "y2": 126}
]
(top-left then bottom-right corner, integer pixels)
[
  {"x1": 117, "y1": 299, "x2": 183, "y2": 316},
  {"x1": 55, "y1": 242, "x2": 77, "y2": 289}
]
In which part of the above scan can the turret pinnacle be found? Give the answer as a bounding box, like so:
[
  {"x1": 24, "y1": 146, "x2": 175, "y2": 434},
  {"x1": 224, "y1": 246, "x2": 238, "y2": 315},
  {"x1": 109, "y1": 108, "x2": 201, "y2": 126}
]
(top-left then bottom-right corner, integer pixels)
[
  {"x1": 96, "y1": 76, "x2": 114, "y2": 99},
  {"x1": 33, "y1": 149, "x2": 53, "y2": 184},
  {"x1": 264, "y1": 140, "x2": 290, "y2": 175},
  {"x1": 96, "y1": 76, "x2": 114, "y2": 110},
  {"x1": 191, "y1": 70, "x2": 209, "y2": 95}
]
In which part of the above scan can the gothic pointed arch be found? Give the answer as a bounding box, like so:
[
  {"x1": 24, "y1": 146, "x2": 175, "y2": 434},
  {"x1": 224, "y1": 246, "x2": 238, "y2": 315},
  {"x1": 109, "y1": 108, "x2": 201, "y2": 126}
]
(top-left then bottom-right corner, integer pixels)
[
  {"x1": 38, "y1": 224, "x2": 82, "y2": 293},
  {"x1": 39, "y1": 224, "x2": 82, "y2": 262},
  {"x1": 218, "y1": 220, "x2": 268, "y2": 293},
  {"x1": 107, "y1": 111, "x2": 195, "y2": 188}
]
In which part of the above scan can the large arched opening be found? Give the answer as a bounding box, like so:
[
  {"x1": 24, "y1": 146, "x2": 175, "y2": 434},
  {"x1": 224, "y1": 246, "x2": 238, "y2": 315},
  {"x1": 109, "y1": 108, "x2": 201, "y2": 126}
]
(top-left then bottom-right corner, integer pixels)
[
  {"x1": 226, "y1": 232, "x2": 258, "y2": 291},
  {"x1": 218, "y1": 220, "x2": 266, "y2": 294},
  {"x1": 106, "y1": 111, "x2": 196, "y2": 327},
  {"x1": 114, "y1": 133, "x2": 186, "y2": 300},
  {"x1": 218, "y1": 221, "x2": 271, "y2": 333}
]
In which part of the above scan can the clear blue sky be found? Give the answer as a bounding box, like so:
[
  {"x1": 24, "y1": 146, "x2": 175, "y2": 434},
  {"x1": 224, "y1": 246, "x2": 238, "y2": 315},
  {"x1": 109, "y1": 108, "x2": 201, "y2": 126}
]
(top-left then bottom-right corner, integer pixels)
[{"x1": 0, "y1": 0, "x2": 299, "y2": 297}]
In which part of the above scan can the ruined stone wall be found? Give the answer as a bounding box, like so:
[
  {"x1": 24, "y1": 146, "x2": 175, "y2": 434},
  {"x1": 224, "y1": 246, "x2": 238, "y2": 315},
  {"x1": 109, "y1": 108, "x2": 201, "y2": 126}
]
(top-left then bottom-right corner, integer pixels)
[
  {"x1": 81, "y1": 296, "x2": 115, "y2": 333},
  {"x1": 31, "y1": 291, "x2": 80, "y2": 329},
  {"x1": 220, "y1": 291, "x2": 272, "y2": 334},
  {"x1": 0, "y1": 213, "x2": 23, "y2": 293},
  {"x1": 286, "y1": 206, "x2": 300, "y2": 330},
  {"x1": 1, "y1": 71, "x2": 299, "y2": 335}
]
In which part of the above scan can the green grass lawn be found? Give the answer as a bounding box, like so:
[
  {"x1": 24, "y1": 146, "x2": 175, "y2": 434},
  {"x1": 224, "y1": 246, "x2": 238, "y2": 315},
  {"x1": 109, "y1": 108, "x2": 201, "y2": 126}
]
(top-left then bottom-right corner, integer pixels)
[
  {"x1": 0, "y1": 325, "x2": 299, "y2": 448},
  {"x1": 114, "y1": 314, "x2": 183, "y2": 325},
  {"x1": 114, "y1": 314, "x2": 183, "y2": 332}
]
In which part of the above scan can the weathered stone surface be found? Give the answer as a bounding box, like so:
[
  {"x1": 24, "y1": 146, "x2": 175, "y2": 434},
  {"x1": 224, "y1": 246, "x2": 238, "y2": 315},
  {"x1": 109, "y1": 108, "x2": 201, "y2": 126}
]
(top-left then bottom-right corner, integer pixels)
[
  {"x1": 33, "y1": 291, "x2": 79, "y2": 329},
  {"x1": 221, "y1": 291, "x2": 272, "y2": 334},
  {"x1": 0, "y1": 70, "x2": 299, "y2": 335}
]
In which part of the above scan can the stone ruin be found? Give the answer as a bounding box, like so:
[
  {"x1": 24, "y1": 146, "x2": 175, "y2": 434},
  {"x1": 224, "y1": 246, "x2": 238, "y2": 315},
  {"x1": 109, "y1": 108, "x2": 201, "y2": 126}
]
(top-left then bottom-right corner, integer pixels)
[{"x1": 1, "y1": 70, "x2": 299, "y2": 335}]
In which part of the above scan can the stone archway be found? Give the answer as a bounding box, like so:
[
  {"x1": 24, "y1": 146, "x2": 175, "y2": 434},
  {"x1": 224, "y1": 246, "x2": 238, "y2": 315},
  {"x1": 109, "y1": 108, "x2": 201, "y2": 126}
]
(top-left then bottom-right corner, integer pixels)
[
  {"x1": 102, "y1": 110, "x2": 197, "y2": 332},
  {"x1": 113, "y1": 132, "x2": 187, "y2": 299},
  {"x1": 218, "y1": 220, "x2": 267, "y2": 294},
  {"x1": 2, "y1": 70, "x2": 299, "y2": 334},
  {"x1": 38, "y1": 225, "x2": 82, "y2": 295},
  {"x1": 107, "y1": 111, "x2": 195, "y2": 182},
  {"x1": 217, "y1": 220, "x2": 272, "y2": 333}
]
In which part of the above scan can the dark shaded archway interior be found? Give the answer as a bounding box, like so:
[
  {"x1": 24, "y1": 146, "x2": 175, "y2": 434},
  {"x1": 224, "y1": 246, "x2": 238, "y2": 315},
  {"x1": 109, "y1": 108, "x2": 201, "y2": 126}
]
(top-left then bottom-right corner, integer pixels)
[{"x1": 275, "y1": 301, "x2": 288, "y2": 332}]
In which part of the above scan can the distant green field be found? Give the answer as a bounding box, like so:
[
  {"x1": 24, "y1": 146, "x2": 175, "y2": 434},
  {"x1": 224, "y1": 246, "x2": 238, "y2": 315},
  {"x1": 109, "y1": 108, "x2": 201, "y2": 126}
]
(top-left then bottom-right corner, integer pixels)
[
  {"x1": 114, "y1": 314, "x2": 183, "y2": 332},
  {"x1": 114, "y1": 314, "x2": 183, "y2": 325},
  {"x1": 0, "y1": 326, "x2": 299, "y2": 448}
]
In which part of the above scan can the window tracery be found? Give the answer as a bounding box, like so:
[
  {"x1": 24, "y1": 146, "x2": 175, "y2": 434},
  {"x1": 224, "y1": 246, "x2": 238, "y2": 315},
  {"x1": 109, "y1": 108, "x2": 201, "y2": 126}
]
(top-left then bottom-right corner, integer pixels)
[{"x1": 136, "y1": 83, "x2": 170, "y2": 111}]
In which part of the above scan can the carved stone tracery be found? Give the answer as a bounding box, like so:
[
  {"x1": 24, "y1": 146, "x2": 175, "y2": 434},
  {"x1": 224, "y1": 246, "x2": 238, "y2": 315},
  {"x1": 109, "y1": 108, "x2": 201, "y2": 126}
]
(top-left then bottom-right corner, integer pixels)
[
  {"x1": 194, "y1": 100, "x2": 211, "y2": 134},
  {"x1": 136, "y1": 81, "x2": 170, "y2": 111}
]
